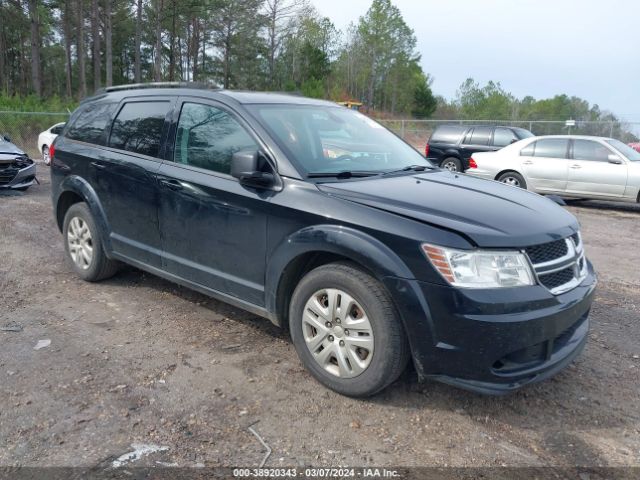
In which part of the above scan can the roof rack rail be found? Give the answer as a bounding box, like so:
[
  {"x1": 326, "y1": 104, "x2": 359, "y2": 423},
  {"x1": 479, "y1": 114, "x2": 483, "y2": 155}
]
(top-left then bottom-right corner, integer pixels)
[{"x1": 97, "y1": 82, "x2": 220, "y2": 94}]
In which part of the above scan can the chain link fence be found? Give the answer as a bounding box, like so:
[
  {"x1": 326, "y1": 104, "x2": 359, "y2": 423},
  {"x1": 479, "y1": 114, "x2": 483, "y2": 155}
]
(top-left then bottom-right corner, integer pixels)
[
  {"x1": 377, "y1": 119, "x2": 640, "y2": 151},
  {"x1": 0, "y1": 111, "x2": 638, "y2": 160},
  {"x1": 0, "y1": 111, "x2": 70, "y2": 160}
]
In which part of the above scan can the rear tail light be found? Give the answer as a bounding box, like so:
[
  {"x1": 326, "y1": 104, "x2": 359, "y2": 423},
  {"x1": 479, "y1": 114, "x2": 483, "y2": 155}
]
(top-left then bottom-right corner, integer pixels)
[
  {"x1": 424, "y1": 144, "x2": 429, "y2": 157},
  {"x1": 469, "y1": 157, "x2": 477, "y2": 168},
  {"x1": 49, "y1": 143, "x2": 55, "y2": 161}
]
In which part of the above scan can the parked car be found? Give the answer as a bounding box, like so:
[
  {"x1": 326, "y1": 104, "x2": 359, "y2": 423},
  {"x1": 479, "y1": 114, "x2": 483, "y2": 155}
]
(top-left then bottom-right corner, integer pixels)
[
  {"x1": 468, "y1": 135, "x2": 640, "y2": 203},
  {"x1": 425, "y1": 124, "x2": 534, "y2": 171},
  {"x1": 629, "y1": 142, "x2": 640, "y2": 153},
  {"x1": 51, "y1": 85, "x2": 596, "y2": 397},
  {"x1": 38, "y1": 122, "x2": 65, "y2": 165},
  {"x1": 0, "y1": 135, "x2": 36, "y2": 191}
]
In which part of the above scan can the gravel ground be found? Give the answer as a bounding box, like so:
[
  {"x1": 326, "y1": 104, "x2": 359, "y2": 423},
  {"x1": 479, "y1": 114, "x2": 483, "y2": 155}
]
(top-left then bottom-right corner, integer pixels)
[{"x1": 1, "y1": 167, "x2": 639, "y2": 473}]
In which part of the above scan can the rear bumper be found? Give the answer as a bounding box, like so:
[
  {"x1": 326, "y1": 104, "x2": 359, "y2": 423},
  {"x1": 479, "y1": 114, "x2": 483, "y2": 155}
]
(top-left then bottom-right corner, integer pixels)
[
  {"x1": 383, "y1": 261, "x2": 596, "y2": 394},
  {"x1": 0, "y1": 159, "x2": 36, "y2": 189}
]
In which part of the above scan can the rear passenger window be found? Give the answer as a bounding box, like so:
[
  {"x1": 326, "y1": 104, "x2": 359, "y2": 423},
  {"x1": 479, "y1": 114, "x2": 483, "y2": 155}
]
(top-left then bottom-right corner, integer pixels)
[
  {"x1": 493, "y1": 128, "x2": 518, "y2": 147},
  {"x1": 468, "y1": 127, "x2": 492, "y2": 145},
  {"x1": 532, "y1": 139, "x2": 568, "y2": 159},
  {"x1": 109, "y1": 101, "x2": 171, "y2": 158},
  {"x1": 66, "y1": 103, "x2": 117, "y2": 145},
  {"x1": 430, "y1": 125, "x2": 466, "y2": 144},
  {"x1": 520, "y1": 142, "x2": 535, "y2": 156},
  {"x1": 174, "y1": 103, "x2": 258, "y2": 175}
]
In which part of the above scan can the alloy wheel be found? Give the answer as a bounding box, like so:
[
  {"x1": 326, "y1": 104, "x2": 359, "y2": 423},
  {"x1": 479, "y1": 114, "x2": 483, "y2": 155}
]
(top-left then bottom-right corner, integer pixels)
[
  {"x1": 501, "y1": 176, "x2": 521, "y2": 187},
  {"x1": 302, "y1": 288, "x2": 374, "y2": 378},
  {"x1": 67, "y1": 216, "x2": 93, "y2": 270},
  {"x1": 443, "y1": 160, "x2": 458, "y2": 172}
]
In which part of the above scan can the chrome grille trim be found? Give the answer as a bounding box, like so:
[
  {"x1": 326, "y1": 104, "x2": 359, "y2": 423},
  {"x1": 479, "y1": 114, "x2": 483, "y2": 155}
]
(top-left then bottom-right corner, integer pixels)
[{"x1": 526, "y1": 234, "x2": 587, "y2": 295}]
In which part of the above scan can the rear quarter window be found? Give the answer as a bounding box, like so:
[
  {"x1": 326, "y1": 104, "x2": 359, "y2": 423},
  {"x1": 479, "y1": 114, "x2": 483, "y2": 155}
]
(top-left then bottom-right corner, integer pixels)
[
  {"x1": 429, "y1": 126, "x2": 466, "y2": 144},
  {"x1": 66, "y1": 103, "x2": 118, "y2": 146}
]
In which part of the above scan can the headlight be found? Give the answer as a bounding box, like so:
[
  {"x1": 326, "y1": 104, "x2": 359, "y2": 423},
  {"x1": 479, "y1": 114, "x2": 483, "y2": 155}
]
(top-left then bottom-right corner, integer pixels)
[{"x1": 422, "y1": 244, "x2": 535, "y2": 288}]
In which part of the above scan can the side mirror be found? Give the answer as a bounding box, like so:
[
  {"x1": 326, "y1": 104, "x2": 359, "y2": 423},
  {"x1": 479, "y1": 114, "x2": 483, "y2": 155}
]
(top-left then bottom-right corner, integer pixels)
[
  {"x1": 3, "y1": 135, "x2": 11, "y2": 142},
  {"x1": 608, "y1": 154, "x2": 622, "y2": 164},
  {"x1": 231, "y1": 150, "x2": 277, "y2": 188}
]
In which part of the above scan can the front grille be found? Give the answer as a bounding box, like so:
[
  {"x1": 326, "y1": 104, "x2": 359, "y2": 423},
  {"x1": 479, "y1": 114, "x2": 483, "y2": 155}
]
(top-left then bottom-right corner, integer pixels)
[
  {"x1": 0, "y1": 156, "x2": 32, "y2": 185},
  {"x1": 525, "y1": 233, "x2": 586, "y2": 295},
  {"x1": 539, "y1": 266, "x2": 575, "y2": 290},
  {"x1": 525, "y1": 239, "x2": 568, "y2": 264}
]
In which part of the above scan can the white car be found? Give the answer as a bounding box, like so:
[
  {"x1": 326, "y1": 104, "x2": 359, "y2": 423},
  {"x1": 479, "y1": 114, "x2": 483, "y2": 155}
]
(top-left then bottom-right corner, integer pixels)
[
  {"x1": 37, "y1": 122, "x2": 65, "y2": 165},
  {"x1": 467, "y1": 135, "x2": 640, "y2": 203}
]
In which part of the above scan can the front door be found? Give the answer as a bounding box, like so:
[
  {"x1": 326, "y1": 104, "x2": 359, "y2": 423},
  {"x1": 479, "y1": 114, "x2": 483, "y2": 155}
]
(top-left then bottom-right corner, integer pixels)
[
  {"x1": 156, "y1": 99, "x2": 269, "y2": 306},
  {"x1": 566, "y1": 139, "x2": 628, "y2": 197}
]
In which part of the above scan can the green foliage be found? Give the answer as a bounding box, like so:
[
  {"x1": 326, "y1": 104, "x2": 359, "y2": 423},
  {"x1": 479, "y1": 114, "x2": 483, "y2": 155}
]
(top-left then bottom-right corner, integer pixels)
[{"x1": 412, "y1": 75, "x2": 437, "y2": 118}]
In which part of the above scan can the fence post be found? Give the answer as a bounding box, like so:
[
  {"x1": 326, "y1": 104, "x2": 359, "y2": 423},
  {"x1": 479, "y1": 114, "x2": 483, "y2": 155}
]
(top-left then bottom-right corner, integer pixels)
[
  {"x1": 529, "y1": 121, "x2": 532, "y2": 132},
  {"x1": 610, "y1": 122, "x2": 614, "y2": 138},
  {"x1": 401, "y1": 120, "x2": 405, "y2": 138}
]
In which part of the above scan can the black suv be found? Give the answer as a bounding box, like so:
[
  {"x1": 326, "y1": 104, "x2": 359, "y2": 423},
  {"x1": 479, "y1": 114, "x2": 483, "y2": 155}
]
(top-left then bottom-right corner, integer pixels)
[
  {"x1": 426, "y1": 125, "x2": 534, "y2": 171},
  {"x1": 51, "y1": 85, "x2": 595, "y2": 397}
]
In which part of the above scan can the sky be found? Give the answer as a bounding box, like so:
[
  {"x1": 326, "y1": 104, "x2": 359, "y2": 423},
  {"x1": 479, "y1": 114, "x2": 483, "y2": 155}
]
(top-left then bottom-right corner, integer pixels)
[{"x1": 312, "y1": 0, "x2": 640, "y2": 122}]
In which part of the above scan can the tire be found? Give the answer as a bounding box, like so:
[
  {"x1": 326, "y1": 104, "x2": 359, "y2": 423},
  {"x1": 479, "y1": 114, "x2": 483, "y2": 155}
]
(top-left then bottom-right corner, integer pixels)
[
  {"x1": 289, "y1": 262, "x2": 410, "y2": 397},
  {"x1": 440, "y1": 157, "x2": 462, "y2": 172},
  {"x1": 42, "y1": 146, "x2": 51, "y2": 166},
  {"x1": 497, "y1": 171, "x2": 527, "y2": 189},
  {"x1": 63, "y1": 202, "x2": 119, "y2": 282}
]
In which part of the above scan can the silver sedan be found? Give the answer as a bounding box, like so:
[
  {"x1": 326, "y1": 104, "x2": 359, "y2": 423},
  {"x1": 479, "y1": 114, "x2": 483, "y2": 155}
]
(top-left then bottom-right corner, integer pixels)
[{"x1": 466, "y1": 135, "x2": 640, "y2": 203}]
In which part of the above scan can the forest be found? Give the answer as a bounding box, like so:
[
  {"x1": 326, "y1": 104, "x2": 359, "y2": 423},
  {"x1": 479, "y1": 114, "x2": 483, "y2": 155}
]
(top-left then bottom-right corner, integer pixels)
[{"x1": 0, "y1": 0, "x2": 636, "y2": 139}]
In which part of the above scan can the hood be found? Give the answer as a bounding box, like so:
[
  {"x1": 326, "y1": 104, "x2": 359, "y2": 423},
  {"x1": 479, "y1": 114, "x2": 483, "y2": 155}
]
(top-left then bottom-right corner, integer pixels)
[
  {"x1": 318, "y1": 170, "x2": 579, "y2": 248},
  {"x1": 0, "y1": 140, "x2": 25, "y2": 156}
]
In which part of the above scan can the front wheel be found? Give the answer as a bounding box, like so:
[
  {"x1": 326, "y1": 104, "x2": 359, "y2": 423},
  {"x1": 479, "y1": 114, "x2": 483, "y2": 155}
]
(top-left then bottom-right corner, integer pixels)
[
  {"x1": 289, "y1": 262, "x2": 410, "y2": 397},
  {"x1": 497, "y1": 171, "x2": 527, "y2": 189},
  {"x1": 43, "y1": 146, "x2": 51, "y2": 166}
]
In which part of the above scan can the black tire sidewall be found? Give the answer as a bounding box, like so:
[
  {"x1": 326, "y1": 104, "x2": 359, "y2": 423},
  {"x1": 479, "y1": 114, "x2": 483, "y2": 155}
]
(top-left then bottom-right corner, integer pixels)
[
  {"x1": 289, "y1": 264, "x2": 407, "y2": 397},
  {"x1": 62, "y1": 203, "x2": 106, "y2": 281}
]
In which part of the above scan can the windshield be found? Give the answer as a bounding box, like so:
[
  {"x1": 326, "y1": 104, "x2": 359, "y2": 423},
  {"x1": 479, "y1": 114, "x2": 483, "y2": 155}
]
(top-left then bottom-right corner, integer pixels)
[
  {"x1": 248, "y1": 105, "x2": 429, "y2": 176},
  {"x1": 606, "y1": 139, "x2": 640, "y2": 161}
]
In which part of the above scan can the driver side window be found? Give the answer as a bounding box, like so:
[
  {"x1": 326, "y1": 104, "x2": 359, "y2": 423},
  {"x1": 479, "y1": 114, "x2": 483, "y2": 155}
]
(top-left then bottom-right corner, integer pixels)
[{"x1": 174, "y1": 103, "x2": 258, "y2": 174}]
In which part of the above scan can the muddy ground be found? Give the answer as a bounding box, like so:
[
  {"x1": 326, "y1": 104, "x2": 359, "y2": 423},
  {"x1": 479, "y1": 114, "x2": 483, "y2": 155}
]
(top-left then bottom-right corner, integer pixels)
[{"x1": 1, "y1": 167, "x2": 639, "y2": 473}]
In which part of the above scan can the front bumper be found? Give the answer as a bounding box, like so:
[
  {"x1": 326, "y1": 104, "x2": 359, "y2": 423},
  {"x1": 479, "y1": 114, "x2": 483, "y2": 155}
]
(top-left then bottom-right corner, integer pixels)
[
  {"x1": 0, "y1": 157, "x2": 36, "y2": 189},
  {"x1": 383, "y1": 261, "x2": 596, "y2": 394}
]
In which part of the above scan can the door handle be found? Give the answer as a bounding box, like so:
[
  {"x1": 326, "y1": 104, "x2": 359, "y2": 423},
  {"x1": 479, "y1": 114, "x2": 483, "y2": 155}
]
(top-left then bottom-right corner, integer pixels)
[
  {"x1": 158, "y1": 178, "x2": 184, "y2": 191},
  {"x1": 522, "y1": 160, "x2": 533, "y2": 165},
  {"x1": 570, "y1": 164, "x2": 582, "y2": 169},
  {"x1": 91, "y1": 161, "x2": 107, "y2": 170}
]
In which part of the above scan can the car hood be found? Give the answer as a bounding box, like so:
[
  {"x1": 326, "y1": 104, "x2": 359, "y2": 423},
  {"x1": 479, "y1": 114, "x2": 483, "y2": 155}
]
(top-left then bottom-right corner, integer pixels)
[
  {"x1": 0, "y1": 141, "x2": 25, "y2": 156},
  {"x1": 318, "y1": 170, "x2": 579, "y2": 248}
]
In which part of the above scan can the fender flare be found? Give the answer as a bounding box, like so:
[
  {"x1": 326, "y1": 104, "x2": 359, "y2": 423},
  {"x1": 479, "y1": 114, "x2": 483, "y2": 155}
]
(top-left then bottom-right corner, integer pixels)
[
  {"x1": 57, "y1": 175, "x2": 113, "y2": 254},
  {"x1": 265, "y1": 224, "x2": 415, "y2": 324}
]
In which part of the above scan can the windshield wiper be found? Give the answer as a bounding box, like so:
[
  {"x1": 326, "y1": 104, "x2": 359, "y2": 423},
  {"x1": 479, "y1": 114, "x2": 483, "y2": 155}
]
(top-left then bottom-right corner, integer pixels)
[
  {"x1": 307, "y1": 171, "x2": 380, "y2": 179},
  {"x1": 382, "y1": 164, "x2": 433, "y2": 176}
]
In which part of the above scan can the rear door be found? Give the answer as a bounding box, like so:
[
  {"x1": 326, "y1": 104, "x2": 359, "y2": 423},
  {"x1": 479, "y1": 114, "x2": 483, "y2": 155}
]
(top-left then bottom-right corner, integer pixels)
[
  {"x1": 459, "y1": 127, "x2": 495, "y2": 161},
  {"x1": 566, "y1": 139, "x2": 627, "y2": 197},
  {"x1": 96, "y1": 97, "x2": 175, "y2": 267},
  {"x1": 520, "y1": 138, "x2": 570, "y2": 193}
]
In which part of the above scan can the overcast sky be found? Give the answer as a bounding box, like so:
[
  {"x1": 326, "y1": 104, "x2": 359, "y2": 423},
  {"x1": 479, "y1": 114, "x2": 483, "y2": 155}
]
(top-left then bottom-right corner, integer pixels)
[{"x1": 313, "y1": 0, "x2": 640, "y2": 121}]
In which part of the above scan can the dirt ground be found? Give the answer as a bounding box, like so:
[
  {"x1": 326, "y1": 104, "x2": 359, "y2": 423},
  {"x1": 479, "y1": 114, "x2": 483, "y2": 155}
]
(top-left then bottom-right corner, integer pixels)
[{"x1": 1, "y1": 166, "x2": 639, "y2": 473}]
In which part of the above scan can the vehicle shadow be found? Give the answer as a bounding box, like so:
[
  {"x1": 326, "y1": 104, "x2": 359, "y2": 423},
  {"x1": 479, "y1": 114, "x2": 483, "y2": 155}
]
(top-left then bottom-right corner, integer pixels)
[{"x1": 564, "y1": 198, "x2": 640, "y2": 214}]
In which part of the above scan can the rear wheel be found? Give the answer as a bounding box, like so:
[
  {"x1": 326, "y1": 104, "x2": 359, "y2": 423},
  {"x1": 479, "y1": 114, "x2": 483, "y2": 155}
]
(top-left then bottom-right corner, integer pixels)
[
  {"x1": 42, "y1": 146, "x2": 51, "y2": 166},
  {"x1": 289, "y1": 262, "x2": 410, "y2": 397},
  {"x1": 497, "y1": 171, "x2": 527, "y2": 189},
  {"x1": 441, "y1": 157, "x2": 462, "y2": 172},
  {"x1": 63, "y1": 202, "x2": 119, "y2": 281}
]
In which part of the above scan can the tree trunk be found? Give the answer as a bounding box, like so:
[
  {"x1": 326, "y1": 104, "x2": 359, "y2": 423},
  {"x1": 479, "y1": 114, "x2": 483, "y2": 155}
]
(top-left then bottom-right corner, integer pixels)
[
  {"x1": 134, "y1": 0, "x2": 142, "y2": 82},
  {"x1": 63, "y1": 1, "x2": 73, "y2": 97},
  {"x1": 92, "y1": 0, "x2": 100, "y2": 91},
  {"x1": 191, "y1": 18, "x2": 199, "y2": 81},
  {"x1": 168, "y1": 0, "x2": 176, "y2": 81},
  {"x1": 105, "y1": 0, "x2": 112, "y2": 86},
  {"x1": 28, "y1": 0, "x2": 42, "y2": 96},
  {"x1": 154, "y1": 0, "x2": 163, "y2": 81},
  {"x1": 77, "y1": 0, "x2": 87, "y2": 98}
]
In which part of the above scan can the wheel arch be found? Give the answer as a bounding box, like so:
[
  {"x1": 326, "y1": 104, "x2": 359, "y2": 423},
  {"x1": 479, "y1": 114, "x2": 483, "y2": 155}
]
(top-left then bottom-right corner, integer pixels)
[
  {"x1": 55, "y1": 175, "x2": 113, "y2": 254},
  {"x1": 265, "y1": 225, "x2": 414, "y2": 328}
]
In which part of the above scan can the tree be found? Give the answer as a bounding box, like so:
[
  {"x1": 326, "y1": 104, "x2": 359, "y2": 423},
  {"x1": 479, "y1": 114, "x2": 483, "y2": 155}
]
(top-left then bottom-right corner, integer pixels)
[
  {"x1": 28, "y1": 0, "x2": 42, "y2": 96},
  {"x1": 412, "y1": 74, "x2": 436, "y2": 118}
]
